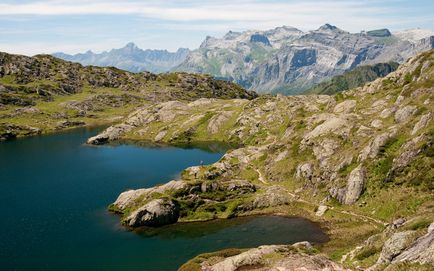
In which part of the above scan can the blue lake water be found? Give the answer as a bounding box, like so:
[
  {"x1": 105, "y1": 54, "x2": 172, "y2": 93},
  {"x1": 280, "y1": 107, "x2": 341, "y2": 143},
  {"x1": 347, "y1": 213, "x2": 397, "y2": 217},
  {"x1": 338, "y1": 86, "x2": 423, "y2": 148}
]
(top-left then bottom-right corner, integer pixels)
[{"x1": 0, "y1": 127, "x2": 327, "y2": 271}]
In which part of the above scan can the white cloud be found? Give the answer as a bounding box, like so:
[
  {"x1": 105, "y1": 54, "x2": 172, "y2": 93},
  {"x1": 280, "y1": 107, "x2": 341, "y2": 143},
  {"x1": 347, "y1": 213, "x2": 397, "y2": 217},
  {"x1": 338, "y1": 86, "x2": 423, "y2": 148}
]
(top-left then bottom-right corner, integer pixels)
[
  {"x1": 0, "y1": 0, "x2": 429, "y2": 32},
  {"x1": 0, "y1": 0, "x2": 432, "y2": 55}
]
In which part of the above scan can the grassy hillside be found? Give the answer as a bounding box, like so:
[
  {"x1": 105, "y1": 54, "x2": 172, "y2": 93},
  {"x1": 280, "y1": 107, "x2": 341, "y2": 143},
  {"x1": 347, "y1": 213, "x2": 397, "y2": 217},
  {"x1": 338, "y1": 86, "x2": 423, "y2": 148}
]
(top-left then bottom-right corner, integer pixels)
[
  {"x1": 94, "y1": 50, "x2": 434, "y2": 270},
  {"x1": 305, "y1": 62, "x2": 399, "y2": 95},
  {"x1": 0, "y1": 52, "x2": 256, "y2": 139}
]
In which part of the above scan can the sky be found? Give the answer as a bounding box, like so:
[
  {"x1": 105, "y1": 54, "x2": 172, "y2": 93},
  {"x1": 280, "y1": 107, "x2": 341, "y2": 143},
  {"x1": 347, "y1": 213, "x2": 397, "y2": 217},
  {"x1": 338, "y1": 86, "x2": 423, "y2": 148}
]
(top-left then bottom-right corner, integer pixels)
[{"x1": 0, "y1": 0, "x2": 433, "y2": 56}]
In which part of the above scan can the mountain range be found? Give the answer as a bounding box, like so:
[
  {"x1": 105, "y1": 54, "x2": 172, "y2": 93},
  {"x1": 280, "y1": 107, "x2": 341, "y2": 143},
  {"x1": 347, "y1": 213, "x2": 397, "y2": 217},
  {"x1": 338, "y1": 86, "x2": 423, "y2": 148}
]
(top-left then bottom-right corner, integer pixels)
[
  {"x1": 53, "y1": 25, "x2": 434, "y2": 95},
  {"x1": 175, "y1": 24, "x2": 434, "y2": 94},
  {"x1": 53, "y1": 43, "x2": 190, "y2": 73}
]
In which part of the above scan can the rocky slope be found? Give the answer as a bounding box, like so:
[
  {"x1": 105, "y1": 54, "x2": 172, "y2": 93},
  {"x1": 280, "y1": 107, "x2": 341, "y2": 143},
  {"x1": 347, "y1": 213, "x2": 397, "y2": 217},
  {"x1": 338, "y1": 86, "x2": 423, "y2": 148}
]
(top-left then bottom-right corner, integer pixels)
[
  {"x1": 0, "y1": 52, "x2": 256, "y2": 140},
  {"x1": 53, "y1": 43, "x2": 190, "y2": 73},
  {"x1": 93, "y1": 50, "x2": 434, "y2": 270},
  {"x1": 175, "y1": 25, "x2": 434, "y2": 94},
  {"x1": 306, "y1": 62, "x2": 399, "y2": 95}
]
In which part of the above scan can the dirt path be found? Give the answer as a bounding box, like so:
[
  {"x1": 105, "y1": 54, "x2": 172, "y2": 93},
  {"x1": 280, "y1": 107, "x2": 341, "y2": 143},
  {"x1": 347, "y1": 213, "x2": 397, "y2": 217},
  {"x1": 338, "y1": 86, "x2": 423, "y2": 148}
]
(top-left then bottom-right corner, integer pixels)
[{"x1": 257, "y1": 170, "x2": 386, "y2": 227}]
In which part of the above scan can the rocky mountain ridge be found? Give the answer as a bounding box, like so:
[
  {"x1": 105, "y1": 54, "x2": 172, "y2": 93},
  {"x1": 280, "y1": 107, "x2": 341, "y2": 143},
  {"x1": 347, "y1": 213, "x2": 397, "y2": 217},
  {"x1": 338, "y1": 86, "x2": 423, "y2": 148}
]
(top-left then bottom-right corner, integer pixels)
[
  {"x1": 91, "y1": 49, "x2": 434, "y2": 270},
  {"x1": 175, "y1": 25, "x2": 434, "y2": 94},
  {"x1": 0, "y1": 51, "x2": 256, "y2": 139},
  {"x1": 53, "y1": 43, "x2": 190, "y2": 73}
]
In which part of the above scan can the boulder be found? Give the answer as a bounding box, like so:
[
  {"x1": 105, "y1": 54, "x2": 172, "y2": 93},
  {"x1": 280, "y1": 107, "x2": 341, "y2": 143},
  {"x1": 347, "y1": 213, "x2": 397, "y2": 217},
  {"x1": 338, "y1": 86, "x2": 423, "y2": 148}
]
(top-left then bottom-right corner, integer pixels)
[
  {"x1": 371, "y1": 119, "x2": 383, "y2": 128},
  {"x1": 333, "y1": 100, "x2": 356, "y2": 114},
  {"x1": 113, "y1": 180, "x2": 187, "y2": 211},
  {"x1": 56, "y1": 120, "x2": 85, "y2": 129},
  {"x1": 303, "y1": 116, "x2": 352, "y2": 141},
  {"x1": 411, "y1": 112, "x2": 431, "y2": 135},
  {"x1": 253, "y1": 186, "x2": 291, "y2": 208},
  {"x1": 343, "y1": 165, "x2": 366, "y2": 204},
  {"x1": 315, "y1": 205, "x2": 328, "y2": 216},
  {"x1": 154, "y1": 130, "x2": 167, "y2": 142},
  {"x1": 312, "y1": 138, "x2": 340, "y2": 162},
  {"x1": 87, "y1": 124, "x2": 133, "y2": 144},
  {"x1": 394, "y1": 105, "x2": 417, "y2": 123},
  {"x1": 124, "y1": 198, "x2": 180, "y2": 227},
  {"x1": 358, "y1": 131, "x2": 395, "y2": 161},
  {"x1": 225, "y1": 180, "x2": 256, "y2": 193},
  {"x1": 296, "y1": 162, "x2": 314, "y2": 180}
]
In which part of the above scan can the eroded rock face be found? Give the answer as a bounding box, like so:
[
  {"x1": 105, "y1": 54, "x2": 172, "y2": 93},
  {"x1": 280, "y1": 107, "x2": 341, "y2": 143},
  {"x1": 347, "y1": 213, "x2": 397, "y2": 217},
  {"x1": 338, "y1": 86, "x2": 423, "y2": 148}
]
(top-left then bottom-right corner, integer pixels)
[
  {"x1": 377, "y1": 231, "x2": 417, "y2": 264},
  {"x1": 392, "y1": 222, "x2": 434, "y2": 265},
  {"x1": 124, "y1": 198, "x2": 180, "y2": 227}
]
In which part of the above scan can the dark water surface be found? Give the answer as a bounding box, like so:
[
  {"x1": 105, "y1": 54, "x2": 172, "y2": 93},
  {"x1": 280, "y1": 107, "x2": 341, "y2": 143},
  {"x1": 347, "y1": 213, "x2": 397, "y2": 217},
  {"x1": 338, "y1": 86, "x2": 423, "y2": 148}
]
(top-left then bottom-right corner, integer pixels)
[{"x1": 0, "y1": 127, "x2": 327, "y2": 271}]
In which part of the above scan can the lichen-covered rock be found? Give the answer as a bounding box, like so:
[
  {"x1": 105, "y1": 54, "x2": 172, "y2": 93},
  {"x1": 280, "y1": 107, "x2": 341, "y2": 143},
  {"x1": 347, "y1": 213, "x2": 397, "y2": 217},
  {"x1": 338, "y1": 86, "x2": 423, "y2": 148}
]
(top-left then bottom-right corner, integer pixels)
[
  {"x1": 334, "y1": 100, "x2": 356, "y2": 114},
  {"x1": 207, "y1": 112, "x2": 233, "y2": 134},
  {"x1": 392, "y1": 222, "x2": 434, "y2": 265},
  {"x1": 316, "y1": 205, "x2": 329, "y2": 216},
  {"x1": 225, "y1": 180, "x2": 256, "y2": 193},
  {"x1": 394, "y1": 105, "x2": 417, "y2": 123},
  {"x1": 411, "y1": 112, "x2": 432, "y2": 135},
  {"x1": 303, "y1": 116, "x2": 352, "y2": 141},
  {"x1": 124, "y1": 198, "x2": 180, "y2": 227},
  {"x1": 296, "y1": 162, "x2": 314, "y2": 180},
  {"x1": 253, "y1": 186, "x2": 291, "y2": 208},
  {"x1": 87, "y1": 124, "x2": 133, "y2": 144},
  {"x1": 376, "y1": 231, "x2": 416, "y2": 264},
  {"x1": 358, "y1": 131, "x2": 395, "y2": 161},
  {"x1": 113, "y1": 180, "x2": 187, "y2": 211},
  {"x1": 335, "y1": 165, "x2": 366, "y2": 204}
]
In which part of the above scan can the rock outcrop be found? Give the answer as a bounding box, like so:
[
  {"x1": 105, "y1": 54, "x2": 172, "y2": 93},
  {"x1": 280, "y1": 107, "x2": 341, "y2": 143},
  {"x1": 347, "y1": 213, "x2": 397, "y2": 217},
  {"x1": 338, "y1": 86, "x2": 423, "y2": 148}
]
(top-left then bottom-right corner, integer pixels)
[
  {"x1": 197, "y1": 243, "x2": 348, "y2": 271},
  {"x1": 125, "y1": 198, "x2": 180, "y2": 227},
  {"x1": 392, "y1": 222, "x2": 434, "y2": 265}
]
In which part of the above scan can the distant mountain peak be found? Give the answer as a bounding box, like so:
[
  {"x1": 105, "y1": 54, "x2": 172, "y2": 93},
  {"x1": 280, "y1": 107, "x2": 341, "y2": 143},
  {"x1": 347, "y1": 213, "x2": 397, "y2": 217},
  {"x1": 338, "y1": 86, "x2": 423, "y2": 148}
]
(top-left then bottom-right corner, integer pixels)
[
  {"x1": 52, "y1": 43, "x2": 190, "y2": 73},
  {"x1": 318, "y1": 23, "x2": 339, "y2": 31},
  {"x1": 124, "y1": 42, "x2": 137, "y2": 48}
]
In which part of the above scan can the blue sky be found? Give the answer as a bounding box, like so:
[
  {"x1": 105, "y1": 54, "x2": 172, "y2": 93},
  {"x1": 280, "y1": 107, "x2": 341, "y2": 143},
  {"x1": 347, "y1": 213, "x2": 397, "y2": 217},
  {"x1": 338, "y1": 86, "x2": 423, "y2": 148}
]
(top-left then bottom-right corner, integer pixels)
[{"x1": 0, "y1": 0, "x2": 433, "y2": 55}]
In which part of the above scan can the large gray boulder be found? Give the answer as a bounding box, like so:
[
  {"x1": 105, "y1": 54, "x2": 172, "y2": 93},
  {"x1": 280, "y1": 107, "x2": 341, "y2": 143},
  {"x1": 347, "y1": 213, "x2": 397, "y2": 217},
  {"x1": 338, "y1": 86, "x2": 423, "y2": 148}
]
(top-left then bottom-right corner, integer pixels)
[
  {"x1": 331, "y1": 165, "x2": 366, "y2": 204},
  {"x1": 394, "y1": 105, "x2": 417, "y2": 123},
  {"x1": 343, "y1": 165, "x2": 367, "y2": 204},
  {"x1": 87, "y1": 124, "x2": 133, "y2": 144},
  {"x1": 124, "y1": 198, "x2": 180, "y2": 227}
]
